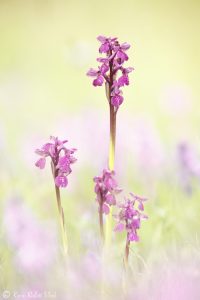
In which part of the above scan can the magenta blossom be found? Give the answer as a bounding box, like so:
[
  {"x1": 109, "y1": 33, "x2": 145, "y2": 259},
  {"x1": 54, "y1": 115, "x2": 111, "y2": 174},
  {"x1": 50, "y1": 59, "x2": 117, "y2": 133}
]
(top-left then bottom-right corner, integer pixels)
[
  {"x1": 114, "y1": 193, "x2": 148, "y2": 242},
  {"x1": 35, "y1": 136, "x2": 77, "y2": 188},
  {"x1": 94, "y1": 169, "x2": 122, "y2": 215},
  {"x1": 87, "y1": 35, "x2": 133, "y2": 109}
]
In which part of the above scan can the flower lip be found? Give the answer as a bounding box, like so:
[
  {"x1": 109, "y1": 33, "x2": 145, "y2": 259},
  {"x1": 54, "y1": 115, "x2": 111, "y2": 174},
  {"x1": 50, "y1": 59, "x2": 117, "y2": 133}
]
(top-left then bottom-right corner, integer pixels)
[
  {"x1": 93, "y1": 75, "x2": 104, "y2": 86},
  {"x1": 35, "y1": 157, "x2": 46, "y2": 169},
  {"x1": 111, "y1": 94, "x2": 124, "y2": 108},
  {"x1": 55, "y1": 175, "x2": 68, "y2": 188}
]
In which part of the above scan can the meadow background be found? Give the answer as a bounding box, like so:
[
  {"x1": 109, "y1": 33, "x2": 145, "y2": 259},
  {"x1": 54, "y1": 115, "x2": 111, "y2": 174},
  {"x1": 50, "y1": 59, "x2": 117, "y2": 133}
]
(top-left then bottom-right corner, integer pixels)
[{"x1": 0, "y1": 0, "x2": 200, "y2": 299}]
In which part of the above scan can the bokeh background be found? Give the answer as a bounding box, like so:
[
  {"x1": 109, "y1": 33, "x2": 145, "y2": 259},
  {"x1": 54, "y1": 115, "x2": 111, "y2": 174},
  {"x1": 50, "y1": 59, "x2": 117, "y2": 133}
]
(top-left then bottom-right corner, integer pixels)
[{"x1": 1, "y1": 0, "x2": 200, "y2": 299}]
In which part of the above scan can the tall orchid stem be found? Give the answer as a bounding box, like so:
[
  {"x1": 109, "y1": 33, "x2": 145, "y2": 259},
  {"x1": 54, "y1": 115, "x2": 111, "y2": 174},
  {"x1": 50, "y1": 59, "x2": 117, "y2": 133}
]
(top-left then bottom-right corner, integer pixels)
[
  {"x1": 108, "y1": 104, "x2": 116, "y2": 171},
  {"x1": 105, "y1": 103, "x2": 117, "y2": 247},
  {"x1": 55, "y1": 185, "x2": 68, "y2": 256},
  {"x1": 52, "y1": 164, "x2": 68, "y2": 256}
]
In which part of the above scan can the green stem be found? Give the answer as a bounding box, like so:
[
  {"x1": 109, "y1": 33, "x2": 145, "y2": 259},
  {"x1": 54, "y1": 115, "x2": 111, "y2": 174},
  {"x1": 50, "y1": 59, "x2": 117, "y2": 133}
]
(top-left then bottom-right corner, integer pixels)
[
  {"x1": 105, "y1": 103, "x2": 117, "y2": 247},
  {"x1": 51, "y1": 162, "x2": 68, "y2": 255},
  {"x1": 55, "y1": 184, "x2": 68, "y2": 255},
  {"x1": 108, "y1": 104, "x2": 116, "y2": 171}
]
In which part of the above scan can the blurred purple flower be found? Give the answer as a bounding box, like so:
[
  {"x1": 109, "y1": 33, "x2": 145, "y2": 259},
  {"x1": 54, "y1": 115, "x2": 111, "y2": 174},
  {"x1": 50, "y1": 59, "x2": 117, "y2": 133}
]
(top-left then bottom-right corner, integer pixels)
[
  {"x1": 133, "y1": 260, "x2": 200, "y2": 300},
  {"x1": 87, "y1": 35, "x2": 133, "y2": 109},
  {"x1": 35, "y1": 136, "x2": 77, "y2": 188},
  {"x1": 177, "y1": 142, "x2": 200, "y2": 194},
  {"x1": 3, "y1": 198, "x2": 57, "y2": 273},
  {"x1": 160, "y1": 84, "x2": 192, "y2": 117},
  {"x1": 114, "y1": 193, "x2": 148, "y2": 242},
  {"x1": 118, "y1": 116, "x2": 165, "y2": 183},
  {"x1": 178, "y1": 142, "x2": 200, "y2": 177}
]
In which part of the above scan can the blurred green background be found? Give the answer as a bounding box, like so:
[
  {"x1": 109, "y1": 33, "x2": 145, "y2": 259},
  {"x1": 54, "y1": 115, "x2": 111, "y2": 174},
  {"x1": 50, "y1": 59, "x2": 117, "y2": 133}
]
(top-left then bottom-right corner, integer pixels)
[{"x1": 1, "y1": 0, "x2": 200, "y2": 292}]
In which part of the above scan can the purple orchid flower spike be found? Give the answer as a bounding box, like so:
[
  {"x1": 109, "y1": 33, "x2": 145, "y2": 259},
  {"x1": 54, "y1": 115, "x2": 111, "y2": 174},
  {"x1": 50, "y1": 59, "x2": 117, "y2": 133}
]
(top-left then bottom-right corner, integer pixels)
[
  {"x1": 114, "y1": 192, "x2": 148, "y2": 267},
  {"x1": 35, "y1": 136, "x2": 77, "y2": 188},
  {"x1": 35, "y1": 136, "x2": 77, "y2": 255},
  {"x1": 94, "y1": 169, "x2": 122, "y2": 241},
  {"x1": 87, "y1": 35, "x2": 133, "y2": 110}
]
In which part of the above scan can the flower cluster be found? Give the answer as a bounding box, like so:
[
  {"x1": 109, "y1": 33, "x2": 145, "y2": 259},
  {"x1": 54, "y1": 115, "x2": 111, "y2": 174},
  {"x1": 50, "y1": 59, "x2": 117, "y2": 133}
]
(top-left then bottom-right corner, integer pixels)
[
  {"x1": 94, "y1": 169, "x2": 122, "y2": 214},
  {"x1": 35, "y1": 136, "x2": 77, "y2": 188},
  {"x1": 87, "y1": 35, "x2": 133, "y2": 108},
  {"x1": 114, "y1": 193, "x2": 147, "y2": 242}
]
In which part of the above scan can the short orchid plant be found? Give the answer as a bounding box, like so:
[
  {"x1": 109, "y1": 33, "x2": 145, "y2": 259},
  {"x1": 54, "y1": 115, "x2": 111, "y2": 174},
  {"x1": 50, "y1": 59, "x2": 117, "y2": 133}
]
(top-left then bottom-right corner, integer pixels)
[
  {"x1": 35, "y1": 136, "x2": 76, "y2": 188},
  {"x1": 114, "y1": 193, "x2": 148, "y2": 267},
  {"x1": 94, "y1": 169, "x2": 122, "y2": 241},
  {"x1": 35, "y1": 136, "x2": 77, "y2": 255}
]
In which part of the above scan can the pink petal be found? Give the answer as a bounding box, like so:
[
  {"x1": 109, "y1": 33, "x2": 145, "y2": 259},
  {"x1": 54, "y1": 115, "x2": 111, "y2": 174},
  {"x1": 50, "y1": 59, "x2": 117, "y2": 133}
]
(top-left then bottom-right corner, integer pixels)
[
  {"x1": 105, "y1": 194, "x2": 116, "y2": 205},
  {"x1": 138, "y1": 202, "x2": 144, "y2": 211},
  {"x1": 86, "y1": 68, "x2": 98, "y2": 77},
  {"x1": 114, "y1": 223, "x2": 125, "y2": 232},
  {"x1": 125, "y1": 67, "x2": 134, "y2": 74},
  {"x1": 99, "y1": 43, "x2": 110, "y2": 53},
  {"x1": 42, "y1": 143, "x2": 52, "y2": 152},
  {"x1": 97, "y1": 35, "x2": 107, "y2": 43},
  {"x1": 128, "y1": 231, "x2": 139, "y2": 242},
  {"x1": 120, "y1": 42, "x2": 130, "y2": 50},
  {"x1": 97, "y1": 57, "x2": 109, "y2": 63},
  {"x1": 35, "y1": 158, "x2": 46, "y2": 169}
]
